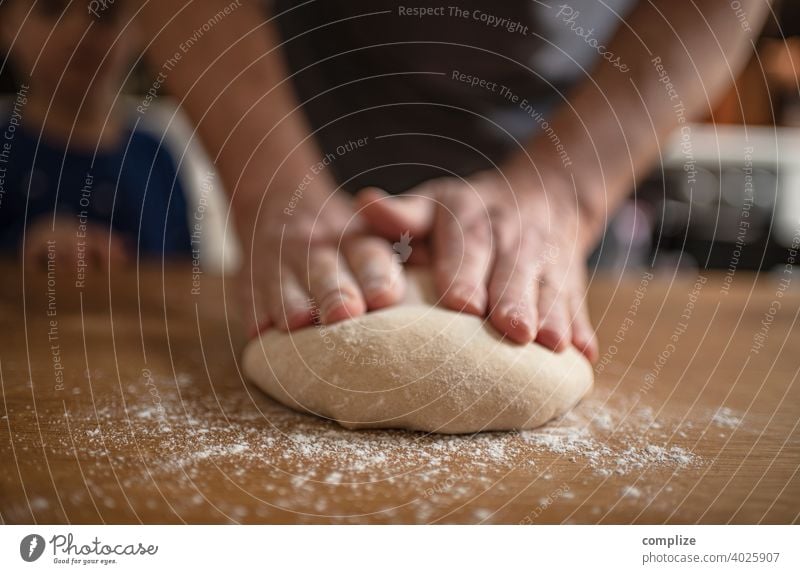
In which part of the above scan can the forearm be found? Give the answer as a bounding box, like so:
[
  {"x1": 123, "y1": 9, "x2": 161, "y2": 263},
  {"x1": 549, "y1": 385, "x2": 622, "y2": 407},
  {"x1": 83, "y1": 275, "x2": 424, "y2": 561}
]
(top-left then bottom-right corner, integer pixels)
[
  {"x1": 139, "y1": 1, "x2": 342, "y2": 233},
  {"x1": 512, "y1": 0, "x2": 771, "y2": 250}
]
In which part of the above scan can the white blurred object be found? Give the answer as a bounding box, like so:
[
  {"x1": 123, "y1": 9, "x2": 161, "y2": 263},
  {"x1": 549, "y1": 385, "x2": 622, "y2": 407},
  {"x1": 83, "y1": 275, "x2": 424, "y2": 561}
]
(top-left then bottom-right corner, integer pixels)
[
  {"x1": 0, "y1": 96, "x2": 241, "y2": 274},
  {"x1": 137, "y1": 97, "x2": 241, "y2": 275},
  {"x1": 662, "y1": 123, "x2": 800, "y2": 249}
]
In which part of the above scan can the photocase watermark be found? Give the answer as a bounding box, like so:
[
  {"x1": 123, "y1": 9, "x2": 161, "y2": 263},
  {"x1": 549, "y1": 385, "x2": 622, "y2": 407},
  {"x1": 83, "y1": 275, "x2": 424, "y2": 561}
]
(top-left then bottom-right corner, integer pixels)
[
  {"x1": 519, "y1": 482, "x2": 571, "y2": 524},
  {"x1": 190, "y1": 171, "x2": 215, "y2": 295},
  {"x1": 20, "y1": 534, "x2": 46, "y2": 562},
  {"x1": 0, "y1": 84, "x2": 30, "y2": 210},
  {"x1": 138, "y1": 71, "x2": 167, "y2": 115},
  {"x1": 450, "y1": 70, "x2": 500, "y2": 92},
  {"x1": 509, "y1": 241, "x2": 561, "y2": 329},
  {"x1": 397, "y1": 6, "x2": 529, "y2": 35},
  {"x1": 750, "y1": 220, "x2": 798, "y2": 355},
  {"x1": 141, "y1": 368, "x2": 171, "y2": 432},
  {"x1": 721, "y1": 145, "x2": 756, "y2": 296},
  {"x1": 137, "y1": 0, "x2": 243, "y2": 115},
  {"x1": 421, "y1": 468, "x2": 474, "y2": 499},
  {"x1": 596, "y1": 271, "x2": 653, "y2": 375},
  {"x1": 307, "y1": 301, "x2": 359, "y2": 362},
  {"x1": 45, "y1": 244, "x2": 65, "y2": 393},
  {"x1": 640, "y1": 275, "x2": 707, "y2": 395},
  {"x1": 652, "y1": 56, "x2": 696, "y2": 186},
  {"x1": 284, "y1": 137, "x2": 370, "y2": 216},
  {"x1": 306, "y1": 294, "x2": 438, "y2": 366},
  {"x1": 74, "y1": 172, "x2": 94, "y2": 289},
  {"x1": 451, "y1": 70, "x2": 573, "y2": 167},
  {"x1": 392, "y1": 230, "x2": 413, "y2": 263},
  {"x1": 27, "y1": 532, "x2": 159, "y2": 566},
  {"x1": 87, "y1": 0, "x2": 116, "y2": 19},
  {"x1": 554, "y1": 4, "x2": 629, "y2": 73},
  {"x1": 730, "y1": 0, "x2": 752, "y2": 33}
]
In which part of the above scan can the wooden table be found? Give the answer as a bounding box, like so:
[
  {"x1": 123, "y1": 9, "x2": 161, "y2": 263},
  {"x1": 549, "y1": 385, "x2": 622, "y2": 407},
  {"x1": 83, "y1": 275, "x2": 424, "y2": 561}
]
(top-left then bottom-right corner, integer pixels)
[{"x1": 1, "y1": 260, "x2": 798, "y2": 524}]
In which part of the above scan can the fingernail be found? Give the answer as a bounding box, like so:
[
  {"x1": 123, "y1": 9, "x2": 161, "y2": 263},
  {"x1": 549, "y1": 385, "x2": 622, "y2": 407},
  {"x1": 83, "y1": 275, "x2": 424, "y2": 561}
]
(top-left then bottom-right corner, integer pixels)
[
  {"x1": 364, "y1": 279, "x2": 391, "y2": 300},
  {"x1": 511, "y1": 315, "x2": 533, "y2": 336},
  {"x1": 451, "y1": 287, "x2": 484, "y2": 312},
  {"x1": 321, "y1": 294, "x2": 349, "y2": 322},
  {"x1": 500, "y1": 307, "x2": 534, "y2": 343},
  {"x1": 363, "y1": 278, "x2": 389, "y2": 298}
]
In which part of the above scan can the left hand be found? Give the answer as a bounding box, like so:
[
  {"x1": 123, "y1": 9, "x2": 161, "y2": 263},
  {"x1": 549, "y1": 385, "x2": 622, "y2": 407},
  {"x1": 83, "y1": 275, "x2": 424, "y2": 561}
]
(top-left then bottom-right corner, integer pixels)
[
  {"x1": 355, "y1": 168, "x2": 599, "y2": 362},
  {"x1": 24, "y1": 215, "x2": 130, "y2": 271}
]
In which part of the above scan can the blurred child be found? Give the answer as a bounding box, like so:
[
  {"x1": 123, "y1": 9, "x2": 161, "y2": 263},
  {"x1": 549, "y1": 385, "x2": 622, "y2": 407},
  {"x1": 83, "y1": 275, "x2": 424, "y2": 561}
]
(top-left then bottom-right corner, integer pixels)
[{"x1": 0, "y1": 0, "x2": 191, "y2": 270}]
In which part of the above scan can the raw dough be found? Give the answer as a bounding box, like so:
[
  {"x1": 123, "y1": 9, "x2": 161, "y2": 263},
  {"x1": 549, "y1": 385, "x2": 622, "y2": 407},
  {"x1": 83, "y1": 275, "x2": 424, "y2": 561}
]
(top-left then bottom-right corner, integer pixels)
[{"x1": 243, "y1": 270, "x2": 593, "y2": 434}]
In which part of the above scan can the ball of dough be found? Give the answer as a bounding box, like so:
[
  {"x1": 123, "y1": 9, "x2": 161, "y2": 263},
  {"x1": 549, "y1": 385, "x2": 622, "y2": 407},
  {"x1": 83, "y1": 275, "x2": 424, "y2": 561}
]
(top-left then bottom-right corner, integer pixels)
[{"x1": 242, "y1": 270, "x2": 593, "y2": 434}]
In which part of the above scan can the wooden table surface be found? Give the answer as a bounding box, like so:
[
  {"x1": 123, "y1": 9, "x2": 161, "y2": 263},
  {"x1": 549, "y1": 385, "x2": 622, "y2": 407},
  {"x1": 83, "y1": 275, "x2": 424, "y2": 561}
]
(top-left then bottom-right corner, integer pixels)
[{"x1": 1, "y1": 260, "x2": 798, "y2": 524}]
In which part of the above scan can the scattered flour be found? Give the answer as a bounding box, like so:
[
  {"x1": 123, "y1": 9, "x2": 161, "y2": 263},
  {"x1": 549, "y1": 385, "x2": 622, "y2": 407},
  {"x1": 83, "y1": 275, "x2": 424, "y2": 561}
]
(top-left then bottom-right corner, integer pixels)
[
  {"x1": 621, "y1": 485, "x2": 642, "y2": 499},
  {"x1": 712, "y1": 407, "x2": 742, "y2": 429},
  {"x1": 519, "y1": 402, "x2": 700, "y2": 476},
  {"x1": 20, "y1": 372, "x2": 744, "y2": 523}
]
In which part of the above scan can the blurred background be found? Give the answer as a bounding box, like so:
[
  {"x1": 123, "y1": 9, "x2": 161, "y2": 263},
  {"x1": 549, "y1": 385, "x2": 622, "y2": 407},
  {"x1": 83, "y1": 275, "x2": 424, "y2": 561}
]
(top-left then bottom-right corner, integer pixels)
[
  {"x1": 592, "y1": 1, "x2": 800, "y2": 273},
  {"x1": 1, "y1": 0, "x2": 799, "y2": 275}
]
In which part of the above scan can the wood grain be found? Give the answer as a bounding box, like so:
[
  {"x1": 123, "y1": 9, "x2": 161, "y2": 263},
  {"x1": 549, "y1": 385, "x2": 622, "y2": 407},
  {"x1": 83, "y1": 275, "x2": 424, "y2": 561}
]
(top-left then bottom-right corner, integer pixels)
[{"x1": 1, "y1": 261, "x2": 797, "y2": 524}]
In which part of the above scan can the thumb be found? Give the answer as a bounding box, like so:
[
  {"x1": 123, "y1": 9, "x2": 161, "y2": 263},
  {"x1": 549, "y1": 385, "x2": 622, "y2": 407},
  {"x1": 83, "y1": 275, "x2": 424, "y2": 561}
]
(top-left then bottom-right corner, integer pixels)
[
  {"x1": 354, "y1": 186, "x2": 436, "y2": 240},
  {"x1": 238, "y1": 267, "x2": 271, "y2": 340}
]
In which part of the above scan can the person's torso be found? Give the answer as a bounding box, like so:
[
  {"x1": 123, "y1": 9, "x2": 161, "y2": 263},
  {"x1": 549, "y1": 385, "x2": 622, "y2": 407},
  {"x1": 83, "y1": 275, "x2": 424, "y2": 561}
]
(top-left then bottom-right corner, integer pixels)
[
  {"x1": 274, "y1": 0, "x2": 635, "y2": 191},
  {"x1": 0, "y1": 117, "x2": 191, "y2": 255}
]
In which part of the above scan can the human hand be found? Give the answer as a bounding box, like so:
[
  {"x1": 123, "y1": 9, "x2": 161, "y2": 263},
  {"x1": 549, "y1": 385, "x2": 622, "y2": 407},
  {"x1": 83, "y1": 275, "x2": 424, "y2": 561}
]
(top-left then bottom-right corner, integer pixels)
[
  {"x1": 355, "y1": 169, "x2": 599, "y2": 362},
  {"x1": 239, "y1": 191, "x2": 407, "y2": 339},
  {"x1": 24, "y1": 215, "x2": 129, "y2": 271}
]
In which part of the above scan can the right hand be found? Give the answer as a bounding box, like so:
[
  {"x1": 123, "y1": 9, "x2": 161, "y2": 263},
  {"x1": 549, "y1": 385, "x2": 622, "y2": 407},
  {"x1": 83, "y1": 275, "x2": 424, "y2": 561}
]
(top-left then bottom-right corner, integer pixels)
[
  {"x1": 238, "y1": 191, "x2": 407, "y2": 338},
  {"x1": 354, "y1": 170, "x2": 599, "y2": 363}
]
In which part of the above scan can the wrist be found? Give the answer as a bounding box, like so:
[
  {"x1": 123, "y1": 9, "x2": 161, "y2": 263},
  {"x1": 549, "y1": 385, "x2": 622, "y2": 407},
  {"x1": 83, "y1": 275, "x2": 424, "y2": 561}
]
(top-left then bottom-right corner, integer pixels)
[{"x1": 231, "y1": 171, "x2": 350, "y2": 239}]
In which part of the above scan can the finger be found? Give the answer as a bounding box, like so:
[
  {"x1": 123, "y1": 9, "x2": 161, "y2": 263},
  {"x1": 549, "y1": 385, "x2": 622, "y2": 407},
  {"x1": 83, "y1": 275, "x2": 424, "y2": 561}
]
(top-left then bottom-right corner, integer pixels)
[
  {"x1": 267, "y1": 267, "x2": 315, "y2": 331},
  {"x1": 535, "y1": 276, "x2": 572, "y2": 352},
  {"x1": 487, "y1": 212, "x2": 540, "y2": 344},
  {"x1": 305, "y1": 247, "x2": 367, "y2": 324},
  {"x1": 354, "y1": 186, "x2": 435, "y2": 240},
  {"x1": 239, "y1": 268, "x2": 272, "y2": 339},
  {"x1": 433, "y1": 191, "x2": 492, "y2": 316},
  {"x1": 343, "y1": 235, "x2": 405, "y2": 310},
  {"x1": 570, "y1": 293, "x2": 599, "y2": 363},
  {"x1": 406, "y1": 243, "x2": 431, "y2": 266},
  {"x1": 488, "y1": 250, "x2": 538, "y2": 345}
]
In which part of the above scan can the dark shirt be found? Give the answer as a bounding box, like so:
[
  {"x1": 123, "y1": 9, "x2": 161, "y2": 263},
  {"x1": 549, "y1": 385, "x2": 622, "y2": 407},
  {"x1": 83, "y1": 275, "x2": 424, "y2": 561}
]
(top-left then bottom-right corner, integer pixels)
[
  {"x1": 274, "y1": 0, "x2": 632, "y2": 192},
  {"x1": 0, "y1": 119, "x2": 191, "y2": 256}
]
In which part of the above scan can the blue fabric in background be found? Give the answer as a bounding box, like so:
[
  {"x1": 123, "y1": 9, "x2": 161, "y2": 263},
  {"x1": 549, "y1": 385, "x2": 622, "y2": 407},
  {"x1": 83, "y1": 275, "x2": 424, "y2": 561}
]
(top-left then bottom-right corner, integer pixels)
[{"x1": 0, "y1": 120, "x2": 191, "y2": 256}]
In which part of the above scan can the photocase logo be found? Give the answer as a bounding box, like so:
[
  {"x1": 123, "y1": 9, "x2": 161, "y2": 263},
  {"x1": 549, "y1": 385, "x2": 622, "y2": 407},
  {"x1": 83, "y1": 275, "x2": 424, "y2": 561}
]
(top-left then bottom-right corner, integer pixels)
[
  {"x1": 20, "y1": 534, "x2": 45, "y2": 562},
  {"x1": 392, "y1": 230, "x2": 413, "y2": 263}
]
